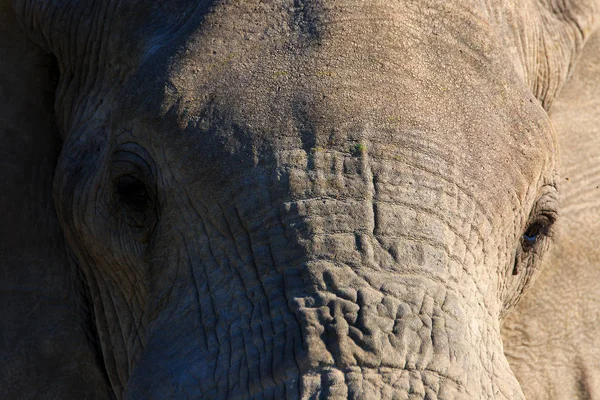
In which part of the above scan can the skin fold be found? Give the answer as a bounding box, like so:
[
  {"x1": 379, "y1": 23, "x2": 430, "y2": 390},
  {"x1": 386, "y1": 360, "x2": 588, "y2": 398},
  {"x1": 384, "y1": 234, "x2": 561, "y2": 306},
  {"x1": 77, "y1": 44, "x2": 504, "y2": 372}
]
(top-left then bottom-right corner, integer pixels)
[
  {"x1": 0, "y1": 0, "x2": 598, "y2": 399},
  {"x1": 502, "y1": 30, "x2": 600, "y2": 399},
  {"x1": 0, "y1": 3, "x2": 114, "y2": 399}
]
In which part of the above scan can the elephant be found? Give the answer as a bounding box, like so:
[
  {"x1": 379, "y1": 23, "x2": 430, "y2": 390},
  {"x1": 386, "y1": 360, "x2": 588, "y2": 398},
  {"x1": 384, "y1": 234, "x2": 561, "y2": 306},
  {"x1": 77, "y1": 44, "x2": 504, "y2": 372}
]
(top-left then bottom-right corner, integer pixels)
[{"x1": 1, "y1": 0, "x2": 599, "y2": 398}]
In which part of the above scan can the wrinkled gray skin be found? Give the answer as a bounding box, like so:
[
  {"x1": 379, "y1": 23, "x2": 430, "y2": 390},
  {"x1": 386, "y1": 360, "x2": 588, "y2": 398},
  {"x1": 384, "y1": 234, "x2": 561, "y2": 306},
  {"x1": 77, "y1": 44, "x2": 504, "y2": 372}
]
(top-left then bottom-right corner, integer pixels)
[
  {"x1": 503, "y1": 30, "x2": 600, "y2": 399},
  {"x1": 1, "y1": 0, "x2": 599, "y2": 398}
]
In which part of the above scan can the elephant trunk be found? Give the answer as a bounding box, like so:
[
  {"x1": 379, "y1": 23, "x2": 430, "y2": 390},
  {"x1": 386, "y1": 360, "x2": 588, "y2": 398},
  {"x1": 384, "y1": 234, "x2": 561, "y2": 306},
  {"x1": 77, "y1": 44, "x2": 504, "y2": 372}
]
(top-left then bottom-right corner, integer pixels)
[
  {"x1": 285, "y1": 259, "x2": 524, "y2": 399},
  {"x1": 124, "y1": 269, "x2": 523, "y2": 399},
  {"x1": 121, "y1": 191, "x2": 524, "y2": 399}
]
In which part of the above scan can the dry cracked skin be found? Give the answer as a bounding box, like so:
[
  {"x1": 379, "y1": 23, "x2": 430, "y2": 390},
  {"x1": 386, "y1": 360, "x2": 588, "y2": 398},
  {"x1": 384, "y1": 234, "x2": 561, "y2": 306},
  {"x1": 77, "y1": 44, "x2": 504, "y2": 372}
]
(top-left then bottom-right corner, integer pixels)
[{"x1": 1, "y1": 0, "x2": 599, "y2": 399}]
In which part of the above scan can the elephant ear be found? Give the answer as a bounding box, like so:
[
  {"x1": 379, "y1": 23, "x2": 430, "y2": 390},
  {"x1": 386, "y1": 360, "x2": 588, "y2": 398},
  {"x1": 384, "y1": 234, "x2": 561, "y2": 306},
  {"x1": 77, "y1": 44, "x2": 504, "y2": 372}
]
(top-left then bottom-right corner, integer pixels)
[
  {"x1": 0, "y1": 1, "x2": 113, "y2": 398},
  {"x1": 488, "y1": 0, "x2": 600, "y2": 110}
]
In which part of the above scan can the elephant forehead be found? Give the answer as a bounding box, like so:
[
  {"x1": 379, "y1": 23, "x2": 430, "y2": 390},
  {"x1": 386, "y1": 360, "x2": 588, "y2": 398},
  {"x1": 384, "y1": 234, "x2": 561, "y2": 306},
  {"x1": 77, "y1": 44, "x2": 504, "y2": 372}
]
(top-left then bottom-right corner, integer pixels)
[
  {"x1": 156, "y1": 0, "x2": 496, "y2": 112},
  {"x1": 115, "y1": 0, "x2": 556, "y2": 202},
  {"x1": 151, "y1": 72, "x2": 555, "y2": 206}
]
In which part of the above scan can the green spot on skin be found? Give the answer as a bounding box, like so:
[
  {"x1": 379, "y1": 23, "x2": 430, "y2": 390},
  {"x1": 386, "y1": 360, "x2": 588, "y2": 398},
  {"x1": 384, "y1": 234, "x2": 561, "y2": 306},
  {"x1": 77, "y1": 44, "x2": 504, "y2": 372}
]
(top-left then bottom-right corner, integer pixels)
[
  {"x1": 315, "y1": 71, "x2": 335, "y2": 77},
  {"x1": 350, "y1": 143, "x2": 366, "y2": 156}
]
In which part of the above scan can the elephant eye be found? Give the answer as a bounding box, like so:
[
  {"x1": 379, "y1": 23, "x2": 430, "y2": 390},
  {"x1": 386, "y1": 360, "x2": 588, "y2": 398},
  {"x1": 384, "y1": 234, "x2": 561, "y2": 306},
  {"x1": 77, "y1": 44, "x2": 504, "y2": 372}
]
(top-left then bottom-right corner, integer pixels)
[
  {"x1": 521, "y1": 215, "x2": 554, "y2": 251},
  {"x1": 522, "y1": 225, "x2": 541, "y2": 248},
  {"x1": 115, "y1": 175, "x2": 150, "y2": 210}
]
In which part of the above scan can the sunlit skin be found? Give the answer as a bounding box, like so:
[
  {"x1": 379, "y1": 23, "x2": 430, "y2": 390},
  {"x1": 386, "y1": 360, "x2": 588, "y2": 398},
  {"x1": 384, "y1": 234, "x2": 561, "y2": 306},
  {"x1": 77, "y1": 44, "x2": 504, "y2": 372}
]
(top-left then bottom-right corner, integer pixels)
[{"x1": 1, "y1": 0, "x2": 599, "y2": 399}]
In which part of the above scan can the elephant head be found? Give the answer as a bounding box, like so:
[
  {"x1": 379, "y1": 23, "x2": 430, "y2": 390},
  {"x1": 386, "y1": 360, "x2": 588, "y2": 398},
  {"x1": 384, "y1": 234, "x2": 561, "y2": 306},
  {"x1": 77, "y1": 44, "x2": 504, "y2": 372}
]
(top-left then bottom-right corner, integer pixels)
[{"x1": 2, "y1": 0, "x2": 598, "y2": 398}]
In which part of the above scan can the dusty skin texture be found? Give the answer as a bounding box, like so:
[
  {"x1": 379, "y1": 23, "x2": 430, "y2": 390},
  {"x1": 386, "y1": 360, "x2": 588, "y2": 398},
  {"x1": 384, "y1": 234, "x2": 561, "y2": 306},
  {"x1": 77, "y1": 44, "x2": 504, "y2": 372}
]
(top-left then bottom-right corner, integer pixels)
[
  {"x1": 0, "y1": 0, "x2": 599, "y2": 399},
  {"x1": 502, "y1": 31, "x2": 600, "y2": 399}
]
